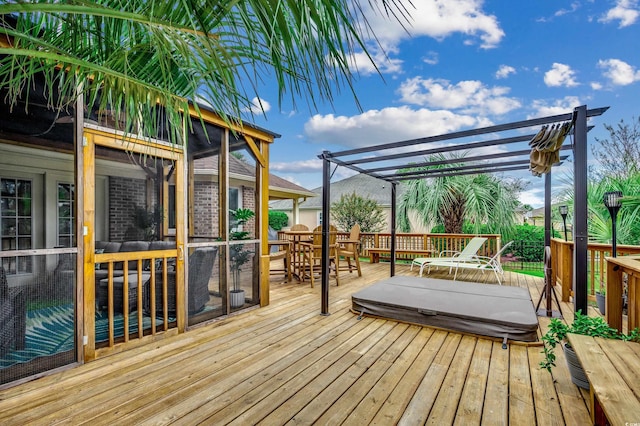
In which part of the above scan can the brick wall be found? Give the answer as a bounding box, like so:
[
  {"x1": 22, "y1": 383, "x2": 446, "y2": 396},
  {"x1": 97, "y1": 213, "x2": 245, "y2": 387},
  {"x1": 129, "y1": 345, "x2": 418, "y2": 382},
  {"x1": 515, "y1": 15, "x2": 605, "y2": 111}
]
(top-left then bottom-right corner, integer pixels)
[
  {"x1": 242, "y1": 187, "x2": 256, "y2": 239},
  {"x1": 193, "y1": 181, "x2": 219, "y2": 238},
  {"x1": 108, "y1": 176, "x2": 147, "y2": 241},
  {"x1": 191, "y1": 183, "x2": 255, "y2": 239}
]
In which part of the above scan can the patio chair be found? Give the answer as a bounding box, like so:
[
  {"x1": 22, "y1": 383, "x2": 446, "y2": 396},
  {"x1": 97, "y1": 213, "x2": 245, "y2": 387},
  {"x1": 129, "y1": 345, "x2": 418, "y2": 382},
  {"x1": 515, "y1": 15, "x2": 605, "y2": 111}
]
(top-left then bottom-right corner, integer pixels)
[
  {"x1": 410, "y1": 236, "x2": 488, "y2": 277},
  {"x1": 338, "y1": 224, "x2": 362, "y2": 277},
  {"x1": 299, "y1": 225, "x2": 339, "y2": 287},
  {"x1": 0, "y1": 266, "x2": 26, "y2": 356},
  {"x1": 268, "y1": 240, "x2": 292, "y2": 283},
  {"x1": 445, "y1": 241, "x2": 514, "y2": 285},
  {"x1": 148, "y1": 247, "x2": 217, "y2": 315}
]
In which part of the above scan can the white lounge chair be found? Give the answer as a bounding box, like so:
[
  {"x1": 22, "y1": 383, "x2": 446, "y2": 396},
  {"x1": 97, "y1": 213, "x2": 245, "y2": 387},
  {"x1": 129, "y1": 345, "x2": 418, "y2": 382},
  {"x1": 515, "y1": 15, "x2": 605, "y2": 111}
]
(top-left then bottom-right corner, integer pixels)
[
  {"x1": 410, "y1": 237, "x2": 488, "y2": 277},
  {"x1": 425, "y1": 241, "x2": 515, "y2": 285},
  {"x1": 448, "y1": 241, "x2": 514, "y2": 285}
]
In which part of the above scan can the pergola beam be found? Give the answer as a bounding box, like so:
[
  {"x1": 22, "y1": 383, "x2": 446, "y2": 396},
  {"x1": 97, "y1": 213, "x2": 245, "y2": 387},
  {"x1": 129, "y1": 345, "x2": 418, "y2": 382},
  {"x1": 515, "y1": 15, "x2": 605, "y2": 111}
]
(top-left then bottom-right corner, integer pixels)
[
  {"x1": 317, "y1": 105, "x2": 609, "y2": 316},
  {"x1": 325, "y1": 107, "x2": 608, "y2": 159}
]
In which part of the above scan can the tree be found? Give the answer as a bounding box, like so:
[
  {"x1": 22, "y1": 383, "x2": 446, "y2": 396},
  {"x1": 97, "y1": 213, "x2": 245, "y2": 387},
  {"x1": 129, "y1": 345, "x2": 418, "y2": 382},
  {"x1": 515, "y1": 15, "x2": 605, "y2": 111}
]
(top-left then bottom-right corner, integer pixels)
[
  {"x1": 557, "y1": 172, "x2": 640, "y2": 245},
  {"x1": 591, "y1": 117, "x2": 640, "y2": 180},
  {"x1": 398, "y1": 153, "x2": 520, "y2": 236},
  {"x1": 268, "y1": 210, "x2": 288, "y2": 231},
  {"x1": 0, "y1": 1, "x2": 408, "y2": 143},
  {"x1": 331, "y1": 192, "x2": 386, "y2": 233}
]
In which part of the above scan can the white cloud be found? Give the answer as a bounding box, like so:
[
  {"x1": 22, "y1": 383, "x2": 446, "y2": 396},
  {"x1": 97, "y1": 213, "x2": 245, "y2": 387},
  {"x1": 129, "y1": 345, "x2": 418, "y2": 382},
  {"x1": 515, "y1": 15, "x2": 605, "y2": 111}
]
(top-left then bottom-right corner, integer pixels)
[
  {"x1": 544, "y1": 63, "x2": 579, "y2": 87},
  {"x1": 529, "y1": 96, "x2": 582, "y2": 118},
  {"x1": 555, "y1": 2, "x2": 580, "y2": 17},
  {"x1": 599, "y1": 0, "x2": 640, "y2": 27},
  {"x1": 244, "y1": 97, "x2": 271, "y2": 114},
  {"x1": 519, "y1": 187, "x2": 545, "y2": 209},
  {"x1": 361, "y1": 0, "x2": 505, "y2": 49},
  {"x1": 270, "y1": 159, "x2": 323, "y2": 173},
  {"x1": 303, "y1": 106, "x2": 485, "y2": 148},
  {"x1": 495, "y1": 65, "x2": 516, "y2": 79},
  {"x1": 397, "y1": 77, "x2": 521, "y2": 115},
  {"x1": 598, "y1": 58, "x2": 640, "y2": 85},
  {"x1": 423, "y1": 51, "x2": 439, "y2": 65},
  {"x1": 590, "y1": 81, "x2": 603, "y2": 90},
  {"x1": 349, "y1": 47, "x2": 404, "y2": 76}
]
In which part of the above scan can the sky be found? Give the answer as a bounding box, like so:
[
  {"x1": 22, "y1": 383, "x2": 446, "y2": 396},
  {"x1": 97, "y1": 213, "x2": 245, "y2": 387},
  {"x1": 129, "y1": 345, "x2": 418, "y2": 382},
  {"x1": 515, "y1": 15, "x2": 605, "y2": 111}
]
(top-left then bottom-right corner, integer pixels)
[{"x1": 245, "y1": 0, "x2": 640, "y2": 208}]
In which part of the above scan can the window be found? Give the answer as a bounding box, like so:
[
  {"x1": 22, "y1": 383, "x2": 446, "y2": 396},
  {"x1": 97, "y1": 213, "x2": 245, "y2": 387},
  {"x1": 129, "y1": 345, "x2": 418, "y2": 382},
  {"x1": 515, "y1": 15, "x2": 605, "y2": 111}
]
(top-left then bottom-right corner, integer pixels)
[
  {"x1": 317, "y1": 211, "x2": 323, "y2": 226},
  {"x1": 1, "y1": 178, "x2": 32, "y2": 274},
  {"x1": 57, "y1": 183, "x2": 75, "y2": 247},
  {"x1": 229, "y1": 187, "x2": 240, "y2": 212}
]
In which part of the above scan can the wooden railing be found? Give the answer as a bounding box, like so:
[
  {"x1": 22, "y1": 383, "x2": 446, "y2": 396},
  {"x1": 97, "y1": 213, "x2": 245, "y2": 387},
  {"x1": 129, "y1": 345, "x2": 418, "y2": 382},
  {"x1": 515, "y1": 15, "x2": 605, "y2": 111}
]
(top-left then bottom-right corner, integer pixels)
[
  {"x1": 605, "y1": 255, "x2": 640, "y2": 332},
  {"x1": 278, "y1": 231, "x2": 501, "y2": 261},
  {"x1": 550, "y1": 238, "x2": 640, "y2": 304},
  {"x1": 94, "y1": 249, "x2": 178, "y2": 351}
]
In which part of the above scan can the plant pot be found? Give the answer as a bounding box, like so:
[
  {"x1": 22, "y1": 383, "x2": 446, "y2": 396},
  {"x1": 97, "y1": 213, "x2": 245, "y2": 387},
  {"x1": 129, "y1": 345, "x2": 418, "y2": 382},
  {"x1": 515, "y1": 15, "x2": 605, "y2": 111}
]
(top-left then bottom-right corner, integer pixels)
[
  {"x1": 230, "y1": 289, "x2": 245, "y2": 308},
  {"x1": 596, "y1": 292, "x2": 606, "y2": 315},
  {"x1": 563, "y1": 343, "x2": 590, "y2": 390}
]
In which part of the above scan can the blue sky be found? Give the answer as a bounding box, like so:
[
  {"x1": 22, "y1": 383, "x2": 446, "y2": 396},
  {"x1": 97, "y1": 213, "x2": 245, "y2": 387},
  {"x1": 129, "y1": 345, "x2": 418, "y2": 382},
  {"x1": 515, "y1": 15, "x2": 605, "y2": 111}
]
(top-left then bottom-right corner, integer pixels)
[{"x1": 246, "y1": 0, "x2": 640, "y2": 208}]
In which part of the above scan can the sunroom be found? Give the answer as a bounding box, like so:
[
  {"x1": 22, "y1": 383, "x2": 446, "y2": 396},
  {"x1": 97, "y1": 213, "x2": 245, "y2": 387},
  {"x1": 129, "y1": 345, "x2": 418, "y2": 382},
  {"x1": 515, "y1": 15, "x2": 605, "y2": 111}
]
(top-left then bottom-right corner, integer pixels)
[{"x1": 0, "y1": 74, "x2": 278, "y2": 386}]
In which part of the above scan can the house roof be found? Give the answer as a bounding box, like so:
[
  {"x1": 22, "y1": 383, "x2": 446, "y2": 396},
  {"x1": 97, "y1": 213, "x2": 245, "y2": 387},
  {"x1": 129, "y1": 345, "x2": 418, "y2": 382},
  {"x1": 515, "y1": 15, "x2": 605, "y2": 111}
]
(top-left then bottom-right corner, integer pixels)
[
  {"x1": 194, "y1": 154, "x2": 315, "y2": 200},
  {"x1": 269, "y1": 173, "x2": 405, "y2": 210}
]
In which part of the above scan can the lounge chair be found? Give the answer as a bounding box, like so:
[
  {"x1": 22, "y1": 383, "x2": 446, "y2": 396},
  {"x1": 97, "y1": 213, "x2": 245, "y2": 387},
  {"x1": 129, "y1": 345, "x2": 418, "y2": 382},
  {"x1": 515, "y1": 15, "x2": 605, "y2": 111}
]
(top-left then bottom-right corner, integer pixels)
[
  {"x1": 410, "y1": 237, "x2": 488, "y2": 277},
  {"x1": 423, "y1": 241, "x2": 515, "y2": 285},
  {"x1": 448, "y1": 241, "x2": 514, "y2": 284}
]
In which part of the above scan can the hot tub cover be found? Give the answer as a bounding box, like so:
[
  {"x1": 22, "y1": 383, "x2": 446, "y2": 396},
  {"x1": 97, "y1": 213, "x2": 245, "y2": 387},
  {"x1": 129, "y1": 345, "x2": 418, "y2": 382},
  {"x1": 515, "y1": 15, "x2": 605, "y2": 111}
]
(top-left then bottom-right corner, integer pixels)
[{"x1": 351, "y1": 276, "x2": 538, "y2": 342}]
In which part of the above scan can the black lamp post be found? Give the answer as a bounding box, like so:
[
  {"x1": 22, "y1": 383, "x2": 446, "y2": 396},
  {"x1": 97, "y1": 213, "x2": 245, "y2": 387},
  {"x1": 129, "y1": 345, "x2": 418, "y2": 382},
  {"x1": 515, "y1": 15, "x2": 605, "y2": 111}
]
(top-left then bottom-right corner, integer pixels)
[
  {"x1": 559, "y1": 205, "x2": 568, "y2": 241},
  {"x1": 603, "y1": 191, "x2": 623, "y2": 257}
]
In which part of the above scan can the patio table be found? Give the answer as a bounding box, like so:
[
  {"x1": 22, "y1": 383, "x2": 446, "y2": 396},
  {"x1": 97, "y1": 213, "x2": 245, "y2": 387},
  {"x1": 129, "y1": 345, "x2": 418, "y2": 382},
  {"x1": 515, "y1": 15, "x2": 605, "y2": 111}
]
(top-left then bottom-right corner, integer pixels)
[{"x1": 281, "y1": 230, "x2": 312, "y2": 280}]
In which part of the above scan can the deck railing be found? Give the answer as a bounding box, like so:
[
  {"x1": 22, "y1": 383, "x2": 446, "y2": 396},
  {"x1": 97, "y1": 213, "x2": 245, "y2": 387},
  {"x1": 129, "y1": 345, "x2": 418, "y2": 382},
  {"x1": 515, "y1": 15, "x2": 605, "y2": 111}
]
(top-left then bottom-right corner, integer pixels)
[
  {"x1": 550, "y1": 238, "x2": 640, "y2": 304},
  {"x1": 356, "y1": 233, "x2": 500, "y2": 258},
  {"x1": 278, "y1": 231, "x2": 501, "y2": 261},
  {"x1": 604, "y1": 255, "x2": 640, "y2": 332}
]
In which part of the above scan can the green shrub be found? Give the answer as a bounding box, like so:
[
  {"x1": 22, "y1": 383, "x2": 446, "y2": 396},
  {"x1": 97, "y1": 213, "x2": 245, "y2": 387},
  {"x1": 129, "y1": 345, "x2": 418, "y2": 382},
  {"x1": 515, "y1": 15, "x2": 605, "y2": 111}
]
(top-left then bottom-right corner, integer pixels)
[{"x1": 268, "y1": 210, "x2": 289, "y2": 230}]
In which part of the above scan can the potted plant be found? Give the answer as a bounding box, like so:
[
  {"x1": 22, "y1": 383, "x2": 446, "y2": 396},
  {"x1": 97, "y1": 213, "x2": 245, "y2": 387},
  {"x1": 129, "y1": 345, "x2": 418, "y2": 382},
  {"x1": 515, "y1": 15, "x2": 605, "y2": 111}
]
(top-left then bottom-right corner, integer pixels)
[
  {"x1": 229, "y1": 208, "x2": 255, "y2": 308},
  {"x1": 540, "y1": 311, "x2": 639, "y2": 389}
]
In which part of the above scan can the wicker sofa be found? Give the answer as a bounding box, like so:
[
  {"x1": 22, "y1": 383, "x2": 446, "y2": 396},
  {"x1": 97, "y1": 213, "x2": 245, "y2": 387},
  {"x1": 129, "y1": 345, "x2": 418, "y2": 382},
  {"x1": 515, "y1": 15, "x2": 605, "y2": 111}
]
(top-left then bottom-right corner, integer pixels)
[
  {"x1": 147, "y1": 247, "x2": 217, "y2": 316},
  {"x1": 94, "y1": 240, "x2": 176, "y2": 312},
  {"x1": 0, "y1": 266, "x2": 26, "y2": 356}
]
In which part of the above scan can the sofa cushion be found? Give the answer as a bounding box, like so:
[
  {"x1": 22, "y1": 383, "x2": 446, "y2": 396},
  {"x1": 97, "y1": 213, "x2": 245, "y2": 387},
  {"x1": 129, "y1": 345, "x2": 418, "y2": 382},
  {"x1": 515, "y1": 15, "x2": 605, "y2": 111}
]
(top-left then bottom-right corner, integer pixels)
[
  {"x1": 149, "y1": 241, "x2": 176, "y2": 251},
  {"x1": 95, "y1": 269, "x2": 125, "y2": 282},
  {"x1": 96, "y1": 241, "x2": 122, "y2": 253},
  {"x1": 119, "y1": 241, "x2": 151, "y2": 270}
]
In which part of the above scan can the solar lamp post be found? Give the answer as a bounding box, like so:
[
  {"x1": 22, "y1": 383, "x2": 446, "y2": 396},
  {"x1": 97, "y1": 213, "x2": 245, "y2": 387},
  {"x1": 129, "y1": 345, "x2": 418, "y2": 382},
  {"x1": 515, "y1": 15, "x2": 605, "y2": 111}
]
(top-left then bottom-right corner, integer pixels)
[
  {"x1": 559, "y1": 205, "x2": 568, "y2": 241},
  {"x1": 603, "y1": 191, "x2": 623, "y2": 257}
]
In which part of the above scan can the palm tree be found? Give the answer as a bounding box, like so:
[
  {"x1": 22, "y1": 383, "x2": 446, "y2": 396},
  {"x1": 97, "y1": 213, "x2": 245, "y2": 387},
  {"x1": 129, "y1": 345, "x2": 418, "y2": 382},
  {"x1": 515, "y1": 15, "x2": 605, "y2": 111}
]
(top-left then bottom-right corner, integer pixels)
[
  {"x1": 0, "y1": 1, "x2": 408, "y2": 142},
  {"x1": 398, "y1": 153, "x2": 520, "y2": 236},
  {"x1": 559, "y1": 173, "x2": 640, "y2": 245}
]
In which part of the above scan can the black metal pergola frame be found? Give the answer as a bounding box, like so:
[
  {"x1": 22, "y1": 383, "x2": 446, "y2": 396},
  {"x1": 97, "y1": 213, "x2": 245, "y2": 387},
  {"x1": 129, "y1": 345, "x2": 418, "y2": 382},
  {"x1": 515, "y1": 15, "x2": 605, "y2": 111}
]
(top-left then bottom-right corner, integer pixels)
[{"x1": 317, "y1": 105, "x2": 609, "y2": 316}]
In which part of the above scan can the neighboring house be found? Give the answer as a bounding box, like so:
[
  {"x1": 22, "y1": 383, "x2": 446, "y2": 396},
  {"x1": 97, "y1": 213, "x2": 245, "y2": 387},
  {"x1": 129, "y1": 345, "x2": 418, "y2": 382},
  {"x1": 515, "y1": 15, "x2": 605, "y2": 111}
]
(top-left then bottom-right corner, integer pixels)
[
  {"x1": 190, "y1": 154, "x2": 316, "y2": 237},
  {"x1": 269, "y1": 174, "x2": 405, "y2": 232},
  {"x1": 526, "y1": 206, "x2": 572, "y2": 237}
]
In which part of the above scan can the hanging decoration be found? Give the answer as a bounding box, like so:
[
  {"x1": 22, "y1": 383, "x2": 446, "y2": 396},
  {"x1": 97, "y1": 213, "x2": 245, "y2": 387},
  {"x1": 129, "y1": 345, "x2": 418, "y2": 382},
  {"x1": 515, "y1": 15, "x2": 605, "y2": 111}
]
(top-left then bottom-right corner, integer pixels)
[{"x1": 529, "y1": 121, "x2": 573, "y2": 176}]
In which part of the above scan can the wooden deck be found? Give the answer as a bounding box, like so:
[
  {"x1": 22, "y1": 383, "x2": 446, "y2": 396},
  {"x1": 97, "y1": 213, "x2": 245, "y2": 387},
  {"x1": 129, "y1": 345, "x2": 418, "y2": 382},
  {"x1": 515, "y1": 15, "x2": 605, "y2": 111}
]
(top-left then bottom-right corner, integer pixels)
[{"x1": 0, "y1": 262, "x2": 601, "y2": 425}]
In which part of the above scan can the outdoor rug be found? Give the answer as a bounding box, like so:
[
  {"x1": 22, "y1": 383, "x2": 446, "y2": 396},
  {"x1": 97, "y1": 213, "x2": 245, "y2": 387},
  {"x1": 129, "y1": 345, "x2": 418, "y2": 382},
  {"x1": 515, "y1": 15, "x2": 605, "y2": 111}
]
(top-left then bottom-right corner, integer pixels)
[{"x1": 0, "y1": 304, "x2": 173, "y2": 368}]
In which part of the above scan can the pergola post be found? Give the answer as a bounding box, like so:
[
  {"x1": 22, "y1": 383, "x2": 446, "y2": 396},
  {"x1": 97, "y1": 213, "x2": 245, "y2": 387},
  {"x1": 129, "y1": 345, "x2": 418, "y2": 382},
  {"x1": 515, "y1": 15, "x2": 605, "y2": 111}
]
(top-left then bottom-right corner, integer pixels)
[
  {"x1": 321, "y1": 151, "x2": 330, "y2": 315},
  {"x1": 544, "y1": 172, "x2": 551, "y2": 247},
  {"x1": 390, "y1": 182, "x2": 397, "y2": 276},
  {"x1": 573, "y1": 105, "x2": 588, "y2": 314}
]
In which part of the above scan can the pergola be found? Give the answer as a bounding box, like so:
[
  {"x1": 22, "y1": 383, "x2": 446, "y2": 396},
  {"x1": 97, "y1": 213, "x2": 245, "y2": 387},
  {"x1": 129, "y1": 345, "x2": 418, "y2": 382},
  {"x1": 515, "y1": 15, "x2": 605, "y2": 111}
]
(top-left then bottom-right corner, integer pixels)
[{"x1": 317, "y1": 105, "x2": 609, "y2": 316}]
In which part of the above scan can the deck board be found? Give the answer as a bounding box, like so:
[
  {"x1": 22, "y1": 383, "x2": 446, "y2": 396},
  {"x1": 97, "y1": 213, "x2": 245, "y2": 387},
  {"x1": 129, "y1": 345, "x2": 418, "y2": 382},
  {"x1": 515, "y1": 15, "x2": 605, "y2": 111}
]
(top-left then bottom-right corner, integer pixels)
[{"x1": 0, "y1": 262, "x2": 600, "y2": 425}]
